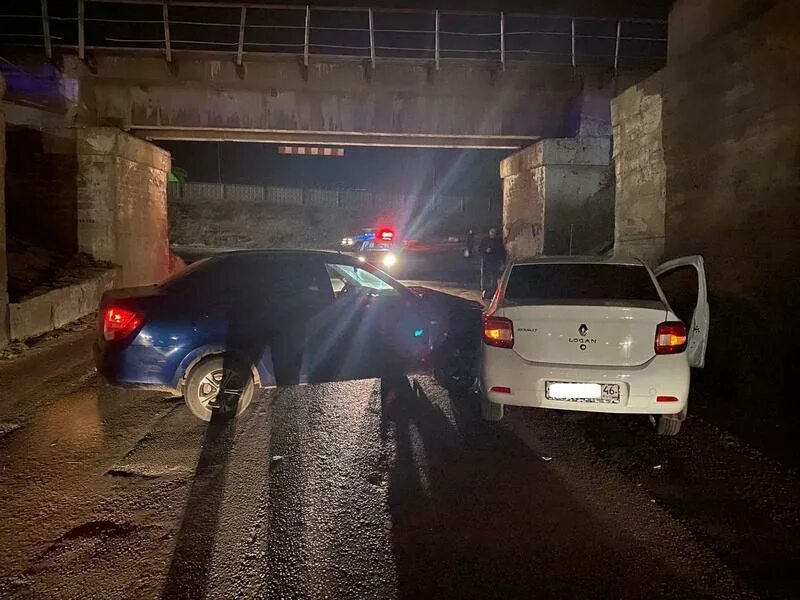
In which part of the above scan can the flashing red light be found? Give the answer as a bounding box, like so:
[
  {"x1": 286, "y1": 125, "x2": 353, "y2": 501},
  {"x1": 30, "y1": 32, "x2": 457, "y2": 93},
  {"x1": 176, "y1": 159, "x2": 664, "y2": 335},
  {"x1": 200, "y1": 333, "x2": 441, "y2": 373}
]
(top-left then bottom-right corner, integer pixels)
[
  {"x1": 377, "y1": 228, "x2": 395, "y2": 242},
  {"x1": 103, "y1": 307, "x2": 142, "y2": 341}
]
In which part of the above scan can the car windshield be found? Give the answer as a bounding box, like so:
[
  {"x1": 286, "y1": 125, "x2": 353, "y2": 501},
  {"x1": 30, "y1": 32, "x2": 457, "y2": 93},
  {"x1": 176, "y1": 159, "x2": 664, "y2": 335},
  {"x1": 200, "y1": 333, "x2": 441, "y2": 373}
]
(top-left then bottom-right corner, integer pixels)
[
  {"x1": 326, "y1": 263, "x2": 401, "y2": 296},
  {"x1": 503, "y1": 263, "x2": 663, "y2": 306}
]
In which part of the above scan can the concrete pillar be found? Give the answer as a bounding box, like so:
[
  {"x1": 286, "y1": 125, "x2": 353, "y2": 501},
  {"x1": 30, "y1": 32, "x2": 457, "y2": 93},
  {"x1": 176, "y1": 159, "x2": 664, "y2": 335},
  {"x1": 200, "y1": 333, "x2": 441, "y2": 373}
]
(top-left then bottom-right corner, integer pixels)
[
  {"x1": 568, "y1": 75, "x2": 614, "y2": 138},
  {"x1": 610, "y1": 84, "x2": 666, "y2": 266},
  {"x1": 0, "y1": 74, "x2": 8, "y2": 347},
  {"x1": 501, "y1": 137, "x2": 613, "y2": 261},
  {"x1": 43, "y1": 127, "x2": 171, "y2": 287}
]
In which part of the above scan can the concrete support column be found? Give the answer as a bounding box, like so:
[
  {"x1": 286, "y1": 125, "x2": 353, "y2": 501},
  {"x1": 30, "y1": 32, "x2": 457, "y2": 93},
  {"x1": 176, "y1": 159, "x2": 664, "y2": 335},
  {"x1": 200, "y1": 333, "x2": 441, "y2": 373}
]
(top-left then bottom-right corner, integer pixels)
[
  {"x1": 501, "y1": 137, "x2": 613, "y2": 261},
  {"x1": 611, "y1": 86, "x2": 666, "y2": 265},
  {"x1": 0, "y1": 74, "x2": 8, "y2": 347},
  {"x1": 44, "y1": 127, "x2": 171, "y2": 286},
  {"x1": 569, "y1": 74, "x2": 615, "y2": 138}
]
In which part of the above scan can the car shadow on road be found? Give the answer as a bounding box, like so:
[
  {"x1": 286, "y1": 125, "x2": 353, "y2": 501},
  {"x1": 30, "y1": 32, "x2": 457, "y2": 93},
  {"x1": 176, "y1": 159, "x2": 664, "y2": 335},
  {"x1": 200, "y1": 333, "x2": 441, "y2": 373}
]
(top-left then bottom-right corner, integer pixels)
[
  {"x1": 161, "y1": 406, "x2": 238, "y2": 599},
  {"x1": 380, "y1": 376, "x2": 706, "y2": 600}
]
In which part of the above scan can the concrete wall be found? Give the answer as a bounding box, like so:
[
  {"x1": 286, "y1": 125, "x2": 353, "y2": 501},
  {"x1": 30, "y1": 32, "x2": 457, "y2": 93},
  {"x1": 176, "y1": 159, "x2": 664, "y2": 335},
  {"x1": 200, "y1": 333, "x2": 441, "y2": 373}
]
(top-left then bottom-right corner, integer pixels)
[
  {"x1": 5, "y1": 126, "x2": 80, "y2": 253},
  {"x1": 0, "y1": 75, "x2": 7, "y2": 347},
  {"x1": 6, "y1": 126, "x2": 170, "y2": 288},
  {"x1": 169, "y1": 182, "x2": 496, "y2": 213},
  {"x1": 613, "y1": 0, "x2": 800, "y2": 265},
  {"x1": 611, "y1": 89, "x2": 666, "y2": 264},
  {"x1": 9, "y1": 267, "x2": 118, "y2": 341},
  {"x1": 612, "y1": 0, "x2": 800, "y2": 452},
  {"x1": 42, "y1": 128, "x2": 171, "y2": 287},
  {"x1": 5, "y1": 123, "x2": 171, "y2": 286},
  {"x1": 501, "y1": 138, "x2": 612, "y2": 260},
  {"x1": 170, "y1": 183, "x2": 500, "y2": 250},
  {"x1": 668, "y1": 0, "x2": 778, "y2": 59}
]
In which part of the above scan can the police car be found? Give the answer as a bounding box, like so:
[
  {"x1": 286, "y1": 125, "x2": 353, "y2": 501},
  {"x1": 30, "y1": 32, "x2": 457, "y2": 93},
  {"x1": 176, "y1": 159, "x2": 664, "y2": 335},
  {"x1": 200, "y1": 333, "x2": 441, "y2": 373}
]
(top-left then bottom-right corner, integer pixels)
[{"x1": 341, "y1": 227, "x2": 399, "y2": 270}]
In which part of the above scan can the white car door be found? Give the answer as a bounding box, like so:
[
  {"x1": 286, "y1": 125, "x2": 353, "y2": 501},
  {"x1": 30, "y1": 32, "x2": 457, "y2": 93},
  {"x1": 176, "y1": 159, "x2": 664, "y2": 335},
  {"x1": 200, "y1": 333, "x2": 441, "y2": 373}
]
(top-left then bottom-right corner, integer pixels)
[{"x1": 654, "y1": 255, "x2": 710, "y2": 368}]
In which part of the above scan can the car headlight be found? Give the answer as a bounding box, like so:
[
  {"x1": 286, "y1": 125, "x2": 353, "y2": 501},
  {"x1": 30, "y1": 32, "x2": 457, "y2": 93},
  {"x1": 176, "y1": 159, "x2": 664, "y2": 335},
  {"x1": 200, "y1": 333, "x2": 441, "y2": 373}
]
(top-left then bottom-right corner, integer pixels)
[
  {"x1": 357, "y1": 255, "x2": 366, "y2": 262},
  {"x1": 341, "y1": 237, "x2": 354, "y2": 247},
  {"x1": 383, "y1": 253, "x2": 397, "y2": 267}
]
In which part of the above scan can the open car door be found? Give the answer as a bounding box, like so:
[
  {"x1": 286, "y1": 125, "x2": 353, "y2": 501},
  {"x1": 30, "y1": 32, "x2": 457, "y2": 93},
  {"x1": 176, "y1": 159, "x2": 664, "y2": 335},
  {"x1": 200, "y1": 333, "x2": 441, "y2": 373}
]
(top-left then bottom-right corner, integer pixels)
[
  {"x1": 654, "y1": 255, "x2": 710, "y2": 368},
  {"x1": 302, "y1": 259, "x2": 431, "y2": 382}
]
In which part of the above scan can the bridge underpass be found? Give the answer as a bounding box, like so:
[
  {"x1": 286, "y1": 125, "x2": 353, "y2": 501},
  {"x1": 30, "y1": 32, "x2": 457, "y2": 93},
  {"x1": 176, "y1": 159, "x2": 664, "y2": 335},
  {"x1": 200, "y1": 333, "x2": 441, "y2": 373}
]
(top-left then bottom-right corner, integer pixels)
[
  {"x1": 1, "y1": 2, "x2": 800, "y2": 597},
  {"x1": 0, "y1": 1, "x2": 668, "y2": 344}
]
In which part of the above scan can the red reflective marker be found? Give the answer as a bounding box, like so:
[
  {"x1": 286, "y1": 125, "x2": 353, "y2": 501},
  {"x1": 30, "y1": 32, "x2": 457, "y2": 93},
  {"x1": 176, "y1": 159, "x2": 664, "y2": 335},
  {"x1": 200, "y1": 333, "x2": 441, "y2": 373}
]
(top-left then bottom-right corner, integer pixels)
[{"x1": 490, "y1": 386, "x2": 512, "y2": 394}]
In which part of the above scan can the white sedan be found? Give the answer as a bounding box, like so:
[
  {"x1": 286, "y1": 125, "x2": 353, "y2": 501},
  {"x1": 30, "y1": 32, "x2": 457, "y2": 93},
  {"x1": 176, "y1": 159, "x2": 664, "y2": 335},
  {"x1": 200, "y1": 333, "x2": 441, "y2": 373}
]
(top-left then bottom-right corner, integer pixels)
[{"x1": 479, "y1": 255, "x2": 709, "y2": 435}]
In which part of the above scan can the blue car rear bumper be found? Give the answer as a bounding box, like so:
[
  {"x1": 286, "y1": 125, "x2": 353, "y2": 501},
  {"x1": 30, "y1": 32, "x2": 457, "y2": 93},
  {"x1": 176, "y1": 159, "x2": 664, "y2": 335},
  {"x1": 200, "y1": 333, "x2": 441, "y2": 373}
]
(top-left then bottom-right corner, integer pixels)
[{"x1": 95, "y1": 339, "x2": 189, "y2": 393}]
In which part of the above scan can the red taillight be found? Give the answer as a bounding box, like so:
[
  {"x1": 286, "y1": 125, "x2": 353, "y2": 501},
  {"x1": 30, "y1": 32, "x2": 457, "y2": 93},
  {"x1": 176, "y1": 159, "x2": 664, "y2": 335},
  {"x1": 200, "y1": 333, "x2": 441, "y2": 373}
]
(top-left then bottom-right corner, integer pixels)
[
  {"x1": 655, "y1": 321, "x2": 687, "y2": 354},
  {"x1": 490, "y1": 386, "x2": 512, "y2": 394},
  {"x1": 103, "y1": 307, "x2": 142, "y2": 341},
  {"x1": 657, "y1": 396, "x2": 679, "y2": 402},
  {"x1": 483, "y1": 315, "x2": 514, "y2": 349}
]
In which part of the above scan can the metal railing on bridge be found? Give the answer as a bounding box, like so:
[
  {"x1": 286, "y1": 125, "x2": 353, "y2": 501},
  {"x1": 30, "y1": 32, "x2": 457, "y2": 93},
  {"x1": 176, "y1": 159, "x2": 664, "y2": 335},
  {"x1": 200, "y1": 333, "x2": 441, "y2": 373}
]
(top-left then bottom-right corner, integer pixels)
[{"x1": 0, "y1": 1, "x2": 666, "y2": 72}]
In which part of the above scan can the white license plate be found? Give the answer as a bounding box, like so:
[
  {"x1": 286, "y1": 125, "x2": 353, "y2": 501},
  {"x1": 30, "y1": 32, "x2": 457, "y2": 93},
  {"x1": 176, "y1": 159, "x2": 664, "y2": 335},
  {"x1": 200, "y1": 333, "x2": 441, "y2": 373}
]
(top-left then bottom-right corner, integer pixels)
[{"x1": 546, "y1": 382, "x2": 620, "y2": 404}]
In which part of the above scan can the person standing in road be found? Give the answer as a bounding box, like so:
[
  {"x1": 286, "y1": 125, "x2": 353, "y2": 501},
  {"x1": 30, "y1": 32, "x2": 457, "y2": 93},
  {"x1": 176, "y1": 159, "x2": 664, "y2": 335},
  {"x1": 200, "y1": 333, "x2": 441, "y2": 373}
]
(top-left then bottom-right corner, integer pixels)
[
  {"x1": 464, "y1": 229, "x2": 475, "y2": 259},
  {"x1": 478, "y1": 227, "x2": 506, "y2": 300}
]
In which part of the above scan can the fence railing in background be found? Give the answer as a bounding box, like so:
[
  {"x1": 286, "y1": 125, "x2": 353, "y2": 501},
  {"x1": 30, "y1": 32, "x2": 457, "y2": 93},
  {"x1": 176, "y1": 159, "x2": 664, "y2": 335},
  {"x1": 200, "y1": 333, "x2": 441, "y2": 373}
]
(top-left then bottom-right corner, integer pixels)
[
  {"x1": 0, "y1": 1, "x2": 667, "y2": 72},
  {"x1": 168, "y1": 182, "x2": 500, "y2": 215}
]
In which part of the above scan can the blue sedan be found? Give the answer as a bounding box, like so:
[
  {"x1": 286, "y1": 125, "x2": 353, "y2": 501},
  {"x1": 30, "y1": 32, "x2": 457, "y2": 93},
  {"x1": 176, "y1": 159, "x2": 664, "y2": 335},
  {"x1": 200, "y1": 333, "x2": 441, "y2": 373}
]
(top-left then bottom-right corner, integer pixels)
[{"x1": 95, "y1": 250, "x2": 443, "y2": 420}]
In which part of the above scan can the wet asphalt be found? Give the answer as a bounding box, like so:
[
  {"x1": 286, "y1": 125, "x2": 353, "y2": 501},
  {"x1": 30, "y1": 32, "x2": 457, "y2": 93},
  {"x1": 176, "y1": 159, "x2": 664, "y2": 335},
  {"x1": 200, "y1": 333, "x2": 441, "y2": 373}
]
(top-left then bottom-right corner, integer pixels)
[{"x1": 0, "y1": 286, "x2": 799, "y2": 600}]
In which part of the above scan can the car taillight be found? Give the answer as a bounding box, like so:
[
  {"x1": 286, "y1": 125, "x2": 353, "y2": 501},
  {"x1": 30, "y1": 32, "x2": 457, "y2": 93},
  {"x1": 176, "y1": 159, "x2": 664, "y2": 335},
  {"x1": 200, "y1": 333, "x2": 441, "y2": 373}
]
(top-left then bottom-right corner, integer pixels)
[
  {"x1": 103, "y1": 307, "x2": 143, "y2": 341},
  {"x1": 483, "y1": 315, "x2": 514, "y2": 349},
  {"x1": 655, "y1": 321, "x2": 687, "y2": 354}
]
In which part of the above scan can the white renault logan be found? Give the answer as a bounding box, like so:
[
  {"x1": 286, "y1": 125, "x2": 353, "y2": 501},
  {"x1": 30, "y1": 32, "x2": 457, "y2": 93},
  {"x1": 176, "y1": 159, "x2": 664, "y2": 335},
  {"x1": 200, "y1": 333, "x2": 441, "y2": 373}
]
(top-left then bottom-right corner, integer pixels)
[{"x1": 479, "y1": 256, "x2": 709, "y2": 435}]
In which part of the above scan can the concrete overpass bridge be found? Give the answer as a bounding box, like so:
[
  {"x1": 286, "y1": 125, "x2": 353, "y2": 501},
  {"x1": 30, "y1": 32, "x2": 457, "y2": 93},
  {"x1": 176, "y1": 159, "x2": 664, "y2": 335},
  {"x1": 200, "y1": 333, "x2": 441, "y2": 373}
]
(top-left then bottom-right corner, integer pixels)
[
  {"x1": 1, "y1": 1, "x2": 666, "y2": 148},
  {"x1": 63, "y1": 54, "x2": 653, "y2": 148},
  {"x1": 0, "y1": 1, "x2": 665, "y2": 345}
]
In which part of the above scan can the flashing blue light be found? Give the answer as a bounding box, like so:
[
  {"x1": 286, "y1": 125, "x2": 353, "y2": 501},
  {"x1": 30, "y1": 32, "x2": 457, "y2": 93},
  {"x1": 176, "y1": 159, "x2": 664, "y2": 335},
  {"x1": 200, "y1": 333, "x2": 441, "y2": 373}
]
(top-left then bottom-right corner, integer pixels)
[
  {"x1": 353, "y1": 231, "x2": 375, "y2": 242},
  {"x1": 414, "y1": 329, "x2": 424, "y2": 337}
]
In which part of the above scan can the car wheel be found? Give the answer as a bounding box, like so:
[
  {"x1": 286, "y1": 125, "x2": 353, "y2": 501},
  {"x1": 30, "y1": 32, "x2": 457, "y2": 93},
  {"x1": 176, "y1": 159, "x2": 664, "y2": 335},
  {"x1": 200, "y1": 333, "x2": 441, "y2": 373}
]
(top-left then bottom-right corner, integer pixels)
[
  {"x1": 480, "y1": 394, "x2": 504, "y2": 422},
  {"x1": 656, "y1": 406, "x2": 687, "y2": 436},
  {"x1": 184, "y1": 356, "x2": 255, "y2": 422}
]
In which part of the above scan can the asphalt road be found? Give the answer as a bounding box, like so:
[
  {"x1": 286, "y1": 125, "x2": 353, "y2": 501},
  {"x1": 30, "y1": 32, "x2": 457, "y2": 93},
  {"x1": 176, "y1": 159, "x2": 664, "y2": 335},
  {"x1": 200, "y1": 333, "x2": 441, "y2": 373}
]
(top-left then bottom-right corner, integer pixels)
[{"x1": 0, "y1": 286, "x2": 798, "y2": 600}]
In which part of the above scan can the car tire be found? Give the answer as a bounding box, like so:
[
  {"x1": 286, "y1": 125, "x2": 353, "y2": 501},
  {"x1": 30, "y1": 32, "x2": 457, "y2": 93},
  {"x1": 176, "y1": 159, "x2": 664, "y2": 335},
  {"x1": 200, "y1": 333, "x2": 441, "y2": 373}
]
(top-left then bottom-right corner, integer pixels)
[
  {"x1": 184, "y1": 356, "x2": 255, "y2": 422},
  {"x1": 480, "y1": 394, "x2": 504, "y2": 422},
  {"x1": 656, "y1": 406, "x2": 687, "y2": 436}
]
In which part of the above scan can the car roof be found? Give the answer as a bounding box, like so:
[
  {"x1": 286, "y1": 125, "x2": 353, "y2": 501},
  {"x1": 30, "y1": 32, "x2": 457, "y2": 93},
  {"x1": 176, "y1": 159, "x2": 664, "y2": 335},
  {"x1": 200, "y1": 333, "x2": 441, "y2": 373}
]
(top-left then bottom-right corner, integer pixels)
[
  {"x1": 209, "y1": 248, "x2": 353, "y2": 261},
  {"x1": 512, "y1": 255, "x2": 646, "y2": 267}
]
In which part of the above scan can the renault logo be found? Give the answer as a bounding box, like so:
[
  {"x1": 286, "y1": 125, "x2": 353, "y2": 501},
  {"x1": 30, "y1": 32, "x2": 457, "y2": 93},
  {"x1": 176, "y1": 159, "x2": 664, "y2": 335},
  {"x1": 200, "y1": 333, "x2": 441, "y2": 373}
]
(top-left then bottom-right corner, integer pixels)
[{"x1": 578, "y1": 324, "x2": 588, "y2": 336}]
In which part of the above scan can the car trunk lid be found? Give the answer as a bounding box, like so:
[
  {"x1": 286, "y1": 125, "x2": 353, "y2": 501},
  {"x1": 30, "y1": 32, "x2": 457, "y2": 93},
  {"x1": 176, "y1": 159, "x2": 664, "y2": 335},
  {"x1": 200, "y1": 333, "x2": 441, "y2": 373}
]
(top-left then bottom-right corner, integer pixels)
[{"x1": 501, "y1": 303, "x2": 667, "y2": 367}]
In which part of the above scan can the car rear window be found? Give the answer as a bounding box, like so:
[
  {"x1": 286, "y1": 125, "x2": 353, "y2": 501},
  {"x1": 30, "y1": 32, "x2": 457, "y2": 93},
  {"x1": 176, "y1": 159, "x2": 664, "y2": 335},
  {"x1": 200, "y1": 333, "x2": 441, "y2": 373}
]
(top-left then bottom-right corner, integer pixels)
[
  {"x1": 162, "y1": 254, "x2": 330, "y2": 301},
  {"x1": 504, "y1": 263, "x2": 662, "y2": 305}
]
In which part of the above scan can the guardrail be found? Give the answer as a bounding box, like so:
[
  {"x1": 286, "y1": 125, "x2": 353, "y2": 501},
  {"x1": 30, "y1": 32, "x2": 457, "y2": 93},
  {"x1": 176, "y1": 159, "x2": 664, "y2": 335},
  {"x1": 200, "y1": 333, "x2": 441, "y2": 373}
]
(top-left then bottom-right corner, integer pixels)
[{"x1": 0, "y1": 1, "x2": 667, "y2": 72}]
